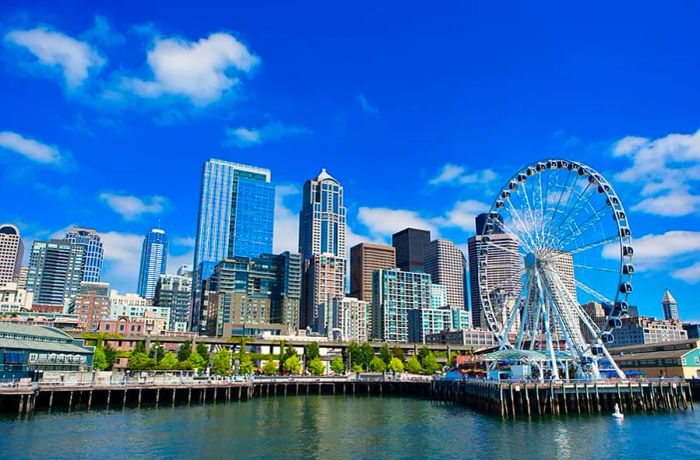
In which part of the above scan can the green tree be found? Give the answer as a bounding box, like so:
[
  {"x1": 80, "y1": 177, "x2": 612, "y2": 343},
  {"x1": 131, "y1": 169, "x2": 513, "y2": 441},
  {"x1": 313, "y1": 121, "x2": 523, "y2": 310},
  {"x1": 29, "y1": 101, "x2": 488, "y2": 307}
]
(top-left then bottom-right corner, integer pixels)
[
  {"x1": 389, "y1": 357, "x2": 404, "y2": 373},
  {"x1": 418, "y1": 346, "x2": 432, "y2": 366},
  {"x1": 176, "y1": 360, "x2": 193, "y2": 370},
  {"x1": 406, "y1": 355, "x2": 423, "y2": 374},
  {"x1": 284, "y1": 355, "x2": 302, "y2": 375},
  {"x1": 280, "y1": 344, "x2": 298, "y2": 373},
  {"x1": 149, "y1": 341, "x2": 165, "y2": 362},
  {"x1": 391, "y1": 346, "x2": 405, "y2": 362},
  {"x1": 129, "y1": 352, "x2": 156, "y2": 370},
  {"x1": 308, "y1": 357, "x2": 325, "y2": 376},
  {"x1": 212, "y1": 348, "x2": 233, "y2": 376},
  {"x1": 330, "y1": 355, "x2": 345, "y2": 374},
  {"x1": 189, "y1": 350, "x2": 207, "y2": 370},
  {"x1": 262, "y1": 360, "x2": 277, "y2": 376},
  {"x1": 177, "y1": 341, "x2": 192, "y2": 362},
  {"x1": 379, "y1": 343, "x2": 392, "y2": 365},
  {"x1": 159, "y1": 352, "x2": 178, "y2": 370},
  {"x1": 449, "y1": 351, "x2": 459, "y2": 366},
  {"x1": 103, "y1": 343, "x2": 117, "y2": 370},
  {"x1": 369, "y1": 356, "x2": 387, "y2": 373},
  {"x1": 93, "y1": 347, "x2": 108, "y2": 370},
  {"x1": 239, "y1": 352, "x2": 255, "y2": 375},
  {"x1": 422, "y1": 352, "x2": 441, "y2": 374},
  {"x1": 359, "y1": 343, "x2": 374, "y2": 370},
  {"x1": 351, "y1": 363, "x2": 363, "y2": 373},
  {"x1": 344, "y1": 342, "x2": 360, "y2": 366},
  {"x1": 134, "y1": 341, "x2": 146, "y2": 355},
  {"x1": 305, "y1": 342, "x2": 320, "y2": 362},
  {"x1": 196, "y1": 342, "x2": 209, "y2": 359}
]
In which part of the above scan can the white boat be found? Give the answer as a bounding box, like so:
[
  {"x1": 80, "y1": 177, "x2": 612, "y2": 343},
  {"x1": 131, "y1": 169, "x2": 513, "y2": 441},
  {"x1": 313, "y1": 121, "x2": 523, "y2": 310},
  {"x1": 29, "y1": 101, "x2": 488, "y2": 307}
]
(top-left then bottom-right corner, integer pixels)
[{"x1": 612, "y1": 404, "x2": 624, "y2": 419}]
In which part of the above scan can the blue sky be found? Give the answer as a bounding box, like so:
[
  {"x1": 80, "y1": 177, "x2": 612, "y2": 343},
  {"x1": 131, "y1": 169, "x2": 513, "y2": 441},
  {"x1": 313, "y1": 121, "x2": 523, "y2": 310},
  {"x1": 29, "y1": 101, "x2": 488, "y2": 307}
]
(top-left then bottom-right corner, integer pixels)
[{"x1": 0, "y1": 1, "x2": 698, "y2": 320}]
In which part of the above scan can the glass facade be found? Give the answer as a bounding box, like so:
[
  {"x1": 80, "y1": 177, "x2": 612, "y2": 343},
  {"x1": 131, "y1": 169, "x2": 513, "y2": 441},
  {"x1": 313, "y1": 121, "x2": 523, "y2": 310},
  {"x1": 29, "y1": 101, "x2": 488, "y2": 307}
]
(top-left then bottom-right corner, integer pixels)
[
  {"x1": 64, "y1": 227, "x2": 104, "y2": 283},
  {"x1": 137, "y1": 229, "x2": 168, "y2": 300}
]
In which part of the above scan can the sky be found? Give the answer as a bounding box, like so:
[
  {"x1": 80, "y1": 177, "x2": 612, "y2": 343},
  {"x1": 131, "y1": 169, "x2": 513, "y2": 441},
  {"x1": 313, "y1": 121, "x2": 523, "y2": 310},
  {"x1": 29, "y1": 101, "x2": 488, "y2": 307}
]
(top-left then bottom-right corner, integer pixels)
[{"x1": 0, "y1": 1, "x2": 698, "y2": 320}]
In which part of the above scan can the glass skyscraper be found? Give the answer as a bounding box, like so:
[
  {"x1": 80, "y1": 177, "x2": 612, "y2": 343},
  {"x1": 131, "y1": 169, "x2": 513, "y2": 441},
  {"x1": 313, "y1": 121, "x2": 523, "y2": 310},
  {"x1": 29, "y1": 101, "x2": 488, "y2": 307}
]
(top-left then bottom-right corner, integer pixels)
[
  {"x1": 191, "y1": 159, "x2": 275, "y2": 330},
  {"x1": 64, "y1": 227, "x2": 104, "y2": 283},
  {"x1": 137, "y1": 228, "x2": 168, "y2": 300}
]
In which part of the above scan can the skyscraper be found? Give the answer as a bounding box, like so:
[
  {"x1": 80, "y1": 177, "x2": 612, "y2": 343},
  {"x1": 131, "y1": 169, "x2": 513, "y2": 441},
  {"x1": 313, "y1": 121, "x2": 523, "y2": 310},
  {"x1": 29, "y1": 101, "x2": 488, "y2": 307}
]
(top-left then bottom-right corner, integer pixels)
[
  {"x1": 155, "y1": 274, "x2": 192, "y2": 332},
  {"x1": 64, "y1": 227, "x2": 104, "y2": 282},
  {"x1": 298, "y1": 169, "x2": 347, "y2": 329},
  {"x1": 350, "y1": 242, "x2": 395, "y2": 334},
  {"x1": 424, "y1": 239, "x2": 467, "y2": 310},
  {"x1": 372, "y1": 268, "x2": 433, "y2": 342},
  {"x1": 392, "y1": 228, "x2": 431, "y2": 272},
  {"x1": 137, "y1": 228, "x2": 168, "y2": 300},
  {"x1": 26, "y1": 240, "x2": 85, "y2": 309},
  {"x1": 192, "y1": 159, "x2": 275, "y2": 329},
  {"x1": 0, "y1": 224, "x2": 23, "y2": 288},
  {"x1": 662, "y1": 289, "x2": 679, "y2": 321},
  {"x1": 467, "y1": 214, "x2": 521, "y2": 328}
]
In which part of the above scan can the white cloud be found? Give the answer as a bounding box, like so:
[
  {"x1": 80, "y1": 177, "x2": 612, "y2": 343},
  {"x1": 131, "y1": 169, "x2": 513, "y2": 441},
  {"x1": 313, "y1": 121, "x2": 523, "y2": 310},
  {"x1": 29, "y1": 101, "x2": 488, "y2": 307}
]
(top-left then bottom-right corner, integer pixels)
[
  {"x1": 436, "y1": 199, "x2": 490, "y2": 232},
  {"x1": 357, "y1": 207, "x2": 438, "y2": 240},
  {"x1": 101, "y1": 230, "x2": 144, "y2": 291},
  {"x1": 273, "y1": 184, "x2": 301, "y2": 253},
  {"x1": 672, "y1": 262, "x2": 700, "y2": 284},
  {"x1": 0, "y1": 131, "x2": 64, "y2": 165},
  {"x1": 172, "y1": 236, "x2": 195, "y2": 247},
  {"x1": 226, "y1": 122, "x2": 311, "y2": 147},
  {"x1": 357, "y1": 94, "x2": 378, "y2": 114},
  {"x1": 121, "y1": 32, "x2": 260, "y2": 106},
  {"x1": 613, "y1": 129, "x2": 700, "y2": 216},
  {"x1": 99, "y1": 192, "x2": 168, "y2": 221},
  {"x1": 429, "y1": 163, "x2": 499, "y2": 187},
  {"x1": 5, "y1": 27, "x2": 105, "y2": 88},
  {"x1": 81, "y1": 15, "x2": 125, "y2": 47}
]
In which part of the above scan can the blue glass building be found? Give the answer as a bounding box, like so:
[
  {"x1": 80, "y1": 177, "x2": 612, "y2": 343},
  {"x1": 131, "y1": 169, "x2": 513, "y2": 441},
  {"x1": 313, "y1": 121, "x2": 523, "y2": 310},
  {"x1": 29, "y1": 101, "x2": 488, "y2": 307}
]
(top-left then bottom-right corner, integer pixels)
[
  {"x1": 64, "y1": 227, "x2": 104, "y2": 283},
  {"x1": 137, "y1": 228, "x2": 168, "y2": 300},
  {"x1": 191, "y1": 159, "x2": 275, "y2": 331}
]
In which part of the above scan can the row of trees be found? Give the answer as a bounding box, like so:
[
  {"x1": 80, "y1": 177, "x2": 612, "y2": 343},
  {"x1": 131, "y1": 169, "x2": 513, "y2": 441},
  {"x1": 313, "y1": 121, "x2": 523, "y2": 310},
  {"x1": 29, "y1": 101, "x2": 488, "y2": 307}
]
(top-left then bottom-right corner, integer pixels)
[{"x1": 343, "y1": 343, "x2": 443, "y2": 375}]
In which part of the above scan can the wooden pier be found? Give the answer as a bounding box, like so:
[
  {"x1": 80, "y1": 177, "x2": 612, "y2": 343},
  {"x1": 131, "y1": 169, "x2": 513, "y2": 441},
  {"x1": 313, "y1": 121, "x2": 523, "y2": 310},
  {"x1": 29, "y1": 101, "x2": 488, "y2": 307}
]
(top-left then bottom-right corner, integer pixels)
[{"x1": 431, "y1": 379, "x2": 694, "y2": 417}]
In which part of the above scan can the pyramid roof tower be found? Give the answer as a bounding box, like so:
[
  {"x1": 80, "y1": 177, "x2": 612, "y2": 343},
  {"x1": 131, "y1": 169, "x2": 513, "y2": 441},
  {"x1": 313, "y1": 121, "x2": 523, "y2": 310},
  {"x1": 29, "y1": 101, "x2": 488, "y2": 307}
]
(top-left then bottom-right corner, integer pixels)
[{"x1": 662, "y1": 288, "x2": 677, "y2": 304}]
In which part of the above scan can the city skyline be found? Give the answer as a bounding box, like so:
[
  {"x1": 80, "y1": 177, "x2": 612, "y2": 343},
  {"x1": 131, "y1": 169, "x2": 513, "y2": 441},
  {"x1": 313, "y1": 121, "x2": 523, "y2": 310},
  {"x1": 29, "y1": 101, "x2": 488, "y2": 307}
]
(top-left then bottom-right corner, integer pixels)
[{"x1": 1, "y1": 2, "x2": 699, "y2": 320}]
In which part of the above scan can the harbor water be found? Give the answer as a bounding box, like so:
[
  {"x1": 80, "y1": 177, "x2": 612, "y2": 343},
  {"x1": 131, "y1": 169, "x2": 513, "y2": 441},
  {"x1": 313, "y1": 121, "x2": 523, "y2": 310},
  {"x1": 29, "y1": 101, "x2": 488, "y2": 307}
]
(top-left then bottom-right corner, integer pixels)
[{"x1": 1, "y1": 395, "x2": 698, "y2": 459}]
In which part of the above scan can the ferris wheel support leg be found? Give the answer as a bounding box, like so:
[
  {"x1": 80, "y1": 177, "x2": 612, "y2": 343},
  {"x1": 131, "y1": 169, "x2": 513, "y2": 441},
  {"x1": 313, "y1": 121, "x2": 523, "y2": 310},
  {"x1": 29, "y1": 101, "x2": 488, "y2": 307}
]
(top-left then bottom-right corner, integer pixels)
[
  {"x1": 600, "y1": 343, "x2": 626, "y2": 380},
  {"x1": 535, "y1": 270, "x2": 560, "y2": 381}
]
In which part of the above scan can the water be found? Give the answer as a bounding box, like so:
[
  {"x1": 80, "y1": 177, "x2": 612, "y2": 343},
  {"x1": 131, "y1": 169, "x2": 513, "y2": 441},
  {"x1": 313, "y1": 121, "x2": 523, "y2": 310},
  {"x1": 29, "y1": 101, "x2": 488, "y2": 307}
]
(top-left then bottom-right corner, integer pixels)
[{"x1": 1, "y1": 396, "x2": 698, "y2": 459}]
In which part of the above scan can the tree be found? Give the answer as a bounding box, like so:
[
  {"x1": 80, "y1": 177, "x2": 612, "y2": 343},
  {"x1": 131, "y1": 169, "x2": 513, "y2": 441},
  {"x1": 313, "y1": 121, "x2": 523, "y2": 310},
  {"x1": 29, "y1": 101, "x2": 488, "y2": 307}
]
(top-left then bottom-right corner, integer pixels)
[
  {"x1": 212, "y1": 348, "x2": 233, "y2": 376},
  {"x1": 93, "y1": 347, "x2": 108, "y2": 370},
  {"x1": 134, "y1": 341, "x2": 147, "y2": 355},
  {"x1": 344, "y1": 342, "x2": 360, "y2": 366},
  {"x1": 280, "y1": 344, "x2": 298, "y2": 373},
  {"x1": 149, "y1": 341, "x2": 165, "y2": 362},
  {"x1": 351, "y1": 363, "x2": 363, "y2": 373},
  {"x1": 239, "y1": 352, "x2": 255, "y2": 375},
  {"x1": 189, "y1": 350, "x2": 207, "y2": 370},
  {"x1": 196, "y1": 343, "x2": 209, "y2": 360},
  {"x1": 159, "y1": 352, "x2": 178, "y2": 370},
  {"x1": 423, "y1": 352, "x2": 441, "y2": 374},
  {"x1": 308, "y1": 357, "x2": 325, "y2": 376},
  {"x1": 103, "y1": 343, "x2": 117, "y2": 370},
  {"x1": 176, "y1": 360, "x2": 193, "y2": 370},
  {"x1": 177, "y1": 341, "x2": 192, "y2": 362},
  {"x1": 418, "y1": 346, "x2": 432, "y2": 366},
  {"x1": 305, "y1": 342, "x2": 320, "y2": 361},
  {"x1": 284, "y1": 355, "x2": 302, "y2": 375},
  {"x1": 129, "y1": 352, "x2": 156, "y2": 371},
  {"x1": 330, "y1": 355, "x2": 345, "y2": 374},
  {"x1": 379, "y1": 344, "x2": 392, "y2": 365},
  {"x1": 262, "y1": 360, "x2": 277, "y2": 376},
  {"x1": 369, "y1": 356, "x2": 387, "y2": 373},
  {"x1": 406, "y1": 355, "x2": 423, "y2": 374},
  {"x1": 391, "y1": 346, "x2": 405, "y2": 362},
  {"x1": 359, "y1": 343, "x2": 374, "y2": 370},
  {"x1": 389, "y1": 357, "x2": 404, "y2": 373}
]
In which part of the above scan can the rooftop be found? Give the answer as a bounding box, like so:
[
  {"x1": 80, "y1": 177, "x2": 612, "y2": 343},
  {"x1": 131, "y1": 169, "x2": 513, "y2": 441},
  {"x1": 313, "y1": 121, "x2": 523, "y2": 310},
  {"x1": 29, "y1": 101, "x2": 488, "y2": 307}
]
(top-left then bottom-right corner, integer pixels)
[{"x1": 662, "y1": 288, "x2": 677, "y2": 304}]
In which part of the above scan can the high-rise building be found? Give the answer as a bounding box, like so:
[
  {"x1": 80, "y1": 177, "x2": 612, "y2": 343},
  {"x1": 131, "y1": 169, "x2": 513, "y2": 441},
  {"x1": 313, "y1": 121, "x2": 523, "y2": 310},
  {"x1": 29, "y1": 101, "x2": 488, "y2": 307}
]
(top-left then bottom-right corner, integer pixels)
[
  {"x1": 192, "y1": 159, "x2": 275, "y2": 329},
  {"x1": 350, "y1": 242, "x2": 395, "y2": 334},
  {"x1": 64, "y1": 227, "x2": 104, "y2": 283},
  {"x1": 298, "y1": 169, "x2": 347, "y2": 329},
  {"x1": 372, "y1": 269, "x2": 433, "y2": 342},
  {"x1": 612, "y1": 316, "x2": 687, "y2": 347},
  {"x1": 467, "y1": 214, "x2": 521, "y2": 328},
  {"x1": 331, "y1": 297, "x2": 369, "y2": 342},
  {"x1": 155, "y1": 274, "x2": 192, "y2": 332},
  {"x1": 26, "y1": 240, "x2": 85, "y2": 309},
  {"x1": 408, "y1": 306, "x2": 471, "y2": 343},
  {"x1": 424, "y1": 239, "x2": 467, "y2": 310},
  {"x1": 68, "y1": 281, "x2": 110, "y2": 331},
  {"x1": 662, "y1": 289, "x2": 679, "y2": 321},
  {"x1": 137, "y1": 228, "x2": 168, "y2": 300},
  {"x1": 392, "y1": 228, "x2": 431, "y2": 272},
  {"x1": 0, "y1": 224, "x2": 24, "y2": 288}
]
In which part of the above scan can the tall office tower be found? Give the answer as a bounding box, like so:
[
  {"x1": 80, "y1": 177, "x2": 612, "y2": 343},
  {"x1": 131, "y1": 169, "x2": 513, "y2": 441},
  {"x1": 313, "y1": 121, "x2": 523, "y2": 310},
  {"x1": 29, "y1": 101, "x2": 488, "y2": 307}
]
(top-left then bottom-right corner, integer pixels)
[
  {"x1": 26, "y1": 240, "x2": 85, "y2": 309},
  {"x1": 350, "y1": 242, "x2": 395, "y2": 334},
  {"x1": 298, "y1": 169, "x2": 347, "y2": 329},
  {"x1": 372, "y1": 269, "x2": 433, "y2": 342},
  {"x1": 137, "y1": 228, "x2": 168, "y2": 300},
  {"x1": 467, "y1": 214, "x2": 520, "y2": 328},
  {"x1": 0, "y1": 224, "x2": 24, "y2": 288},
  {"x1": 662, "y1": 289, "x2": 679, "y2": 321},
  {"x1": 192, "y1": 159, "x2": 275, "y2": 330},
  {"x1": 392, "y1": 228, "x2": 431, "y2": 272},
  {"x1": 64, "y1": 227, "x2": 104, "y2": 282},
  {"x1": 424, "y1": 239, "x2": 467, "y2": 310},
  {"x1": 155, "y1": 274, "x2": 192, "y2": 332},
  {"x1": 204, "y1": 252, "x2": 302, "y2": 336},
  {"x1": 69, "y1": 281, "x2": 110, "y2": 331}
]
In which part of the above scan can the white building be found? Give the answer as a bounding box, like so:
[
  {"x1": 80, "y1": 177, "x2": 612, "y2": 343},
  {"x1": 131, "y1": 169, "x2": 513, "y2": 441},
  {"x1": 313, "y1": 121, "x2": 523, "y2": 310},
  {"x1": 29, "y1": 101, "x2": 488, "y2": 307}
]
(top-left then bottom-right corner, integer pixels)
[
  {"x1": 430, "y1": 284, "x2": 448, "y2": 308},
  {"x1": 110, "y1": 290, "x2": 152, "y2": 308},
  {"x1": 0, "y1": 224, "x2": 23, "y2": 288},
  {"x1": 331, "y1": 297, "x2": 369, "y2": 342},
  {"x1": 306, "y1": 253, "x2": 346, "y2": 332},
  {"x1": 0, "y1": 282, "x2": 33, "y2": 312}
]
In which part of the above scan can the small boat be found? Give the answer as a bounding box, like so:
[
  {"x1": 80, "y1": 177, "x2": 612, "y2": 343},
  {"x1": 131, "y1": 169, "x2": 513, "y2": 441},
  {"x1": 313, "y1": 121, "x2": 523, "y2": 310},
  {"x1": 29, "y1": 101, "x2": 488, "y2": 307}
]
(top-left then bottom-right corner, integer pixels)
[{"x1": 612, "y1": 403, "x2": 624, "y2": 420}]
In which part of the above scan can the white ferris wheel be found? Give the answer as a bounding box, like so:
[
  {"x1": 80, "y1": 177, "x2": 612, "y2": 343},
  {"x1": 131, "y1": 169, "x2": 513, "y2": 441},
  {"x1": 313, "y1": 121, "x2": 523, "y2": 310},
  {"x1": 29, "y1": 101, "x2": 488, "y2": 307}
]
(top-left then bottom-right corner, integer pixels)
[{"x1": 478, "y1": 159, "x2": 633, "y2": 380}]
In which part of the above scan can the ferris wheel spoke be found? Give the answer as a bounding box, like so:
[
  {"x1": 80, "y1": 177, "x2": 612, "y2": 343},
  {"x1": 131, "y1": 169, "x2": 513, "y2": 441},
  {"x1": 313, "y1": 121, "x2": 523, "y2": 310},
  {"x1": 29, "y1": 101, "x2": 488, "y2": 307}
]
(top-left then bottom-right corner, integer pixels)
[
  {"x1": 492, "y1": 219, "x2": 535, "y2": 252},
  {"x1": 573, "y1": 263, "x2": 618, "y2": 273},
  {"x1": 518, "y1": 181, "x2": 540, "y2": 246},
  {"x1": 574, "y1": 279, "x2": 613, "y2": 304},
  {"x1": 555, "y1": 203, "x2": 611, "y2": 250},
  {"x1": 485, "y1": 268, "x2": 526, "y2": 292},
  {"x1": 483, "y1": 240, "x2": 525, "y2": 258},
  {"x1": 556, "y1": 235, "x2": 619, "y2": 257},
  {"x1": 543, "y1": 170, "x2": 574, "y2": 238},
  {"x1": 502, "y1": 201, "x2": 538, "y2": 251},
  {"x1": 548, "y1": 182, "x2": 593, "y2": 244},
  {"x1": 544, "y1": 173, "x2": 580, "y2": 242}
]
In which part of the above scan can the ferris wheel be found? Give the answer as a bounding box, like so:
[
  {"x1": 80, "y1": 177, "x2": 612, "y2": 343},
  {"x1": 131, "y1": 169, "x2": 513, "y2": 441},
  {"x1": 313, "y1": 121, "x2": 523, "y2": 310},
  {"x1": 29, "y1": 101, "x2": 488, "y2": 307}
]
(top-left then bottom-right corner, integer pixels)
[{"x1": 478, "y1": 159, "x2": 633, "y2": 380}]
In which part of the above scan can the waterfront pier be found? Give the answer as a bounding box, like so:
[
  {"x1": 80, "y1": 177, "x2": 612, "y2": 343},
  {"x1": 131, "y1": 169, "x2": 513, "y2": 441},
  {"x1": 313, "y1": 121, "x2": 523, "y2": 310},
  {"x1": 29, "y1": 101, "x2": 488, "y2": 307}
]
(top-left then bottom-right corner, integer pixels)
[{"x1": 431, "y1": 378, "x2": 694, "y2": 417}]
